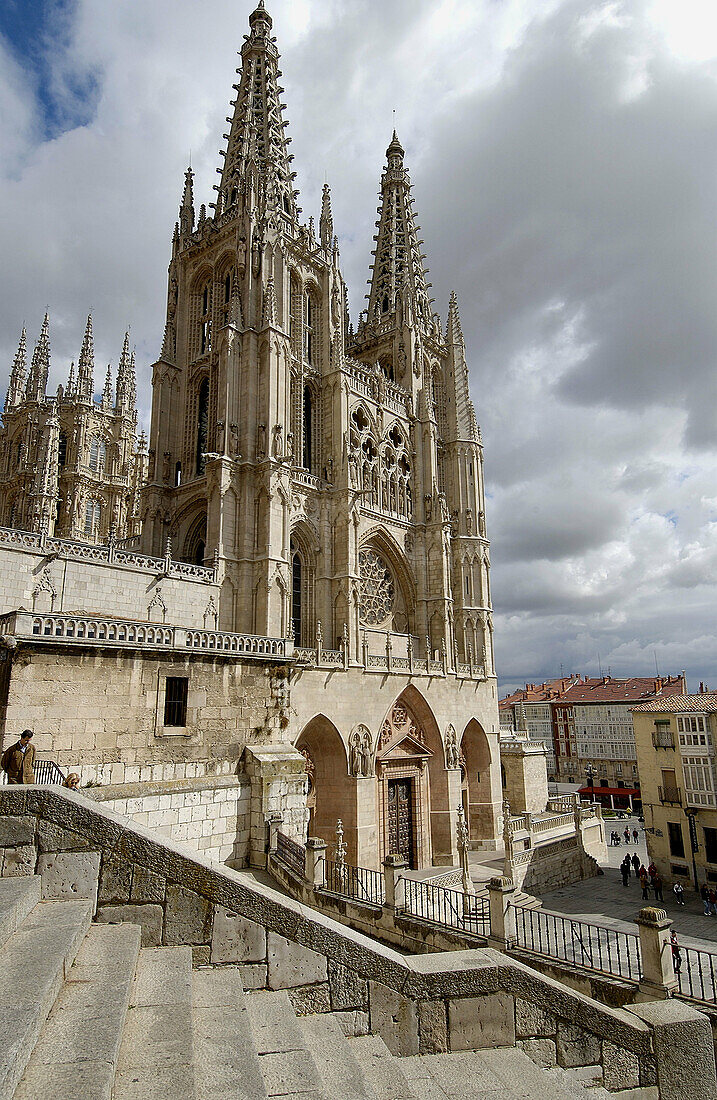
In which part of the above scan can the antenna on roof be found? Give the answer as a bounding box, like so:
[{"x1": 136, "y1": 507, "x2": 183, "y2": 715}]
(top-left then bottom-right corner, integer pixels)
[{"x1": 654, "y1": 650, "x2": 660, "y2": 677}]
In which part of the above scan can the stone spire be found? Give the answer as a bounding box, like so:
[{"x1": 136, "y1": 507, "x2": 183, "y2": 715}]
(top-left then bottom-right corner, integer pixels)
[
  {"x1": 6, "y1": 327, "x2": 27, "y2": 410},
  {"x1": 76, "y1": 314, "x2": 95, "y2": 401},
  {"x1": 216, "y1": 1, "x2": 298, "y2": 220},
  {"x1": 365, "y1": 133, "x2": 432, "y2": 327},
  {"x1": 66, "y1": 360, "x2": 75, "y2": 397},
  {"x1": 319, "y1": 183, "x2": 334, "y2": 251},
  {"x1": 25, "y1": 313, "x2": 50, "y2": 402},
  {"x1": 179, "y1": 167, "x2": 195, "y2": 238},
  {"x1": 102, "y1": 363, "x2": 113, "y2": 408},
  {"x1": 115, "y1": 331, "x2": 136, "y2": 414},
  {"x1": 445, "y1": 290, "x2": 478, "y2": 441}
]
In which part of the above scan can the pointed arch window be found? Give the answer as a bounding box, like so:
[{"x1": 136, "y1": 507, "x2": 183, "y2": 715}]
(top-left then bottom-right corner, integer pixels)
[
  {"x1": 303, "y1": 292, "x2": 315, "y2": 365},
  {"x1": 302, "y1": 386, "x2": 313, "y2": 472},
  {"x1": 84, "y1": 499, "x2": 101, "y2": 538},
  {"x1": 291, "y1": 539, "x2": 302, "y2": 645},
  {"x1": 89, "y1": 437, "x2": 105, "y2": 473},
  {"x1": 199, "y1": 281, "x2": 212, "y2": 354},
  {"x1": 196, "y1": 378, "x2": 209, "y2": 475}
]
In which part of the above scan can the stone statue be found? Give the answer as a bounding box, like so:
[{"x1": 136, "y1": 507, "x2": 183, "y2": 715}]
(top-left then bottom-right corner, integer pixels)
[
  {"x1": 272, "y1": 424, "x2": 282, "y2": 458},
  {"x1": 257, "y1": 423, "x2": 266, "y2": 458}
]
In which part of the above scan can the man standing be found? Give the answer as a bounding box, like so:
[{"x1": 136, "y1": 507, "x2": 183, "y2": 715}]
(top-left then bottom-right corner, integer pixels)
[{"x1": 1, "y1": 730, "x2": 36, "y2": 784}]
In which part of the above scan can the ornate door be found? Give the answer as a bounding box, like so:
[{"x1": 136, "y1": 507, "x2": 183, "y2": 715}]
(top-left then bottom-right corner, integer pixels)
[{"x1": 387, "y1": 778, "x2": 414, "y2": 867}]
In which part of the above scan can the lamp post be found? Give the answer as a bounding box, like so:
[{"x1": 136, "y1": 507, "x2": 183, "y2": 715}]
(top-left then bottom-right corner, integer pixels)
[{"x1": 585, "y1": 763, "x2": 598, "y2": 806}]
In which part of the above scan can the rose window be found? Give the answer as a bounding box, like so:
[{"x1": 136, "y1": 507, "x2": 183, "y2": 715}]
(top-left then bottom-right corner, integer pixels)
[{"x1": 358, "y1": 549, "x2": 395, "y2": 625}]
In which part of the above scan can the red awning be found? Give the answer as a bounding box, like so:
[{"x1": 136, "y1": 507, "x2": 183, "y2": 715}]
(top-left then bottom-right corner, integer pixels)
[{"x1": 577, "y1": 786, "x2": 640, "y2": 797}]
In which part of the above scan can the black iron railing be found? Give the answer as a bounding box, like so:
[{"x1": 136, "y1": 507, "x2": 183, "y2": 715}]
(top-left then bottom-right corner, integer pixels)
[
  {"x1": 323, "y1": 859, "x2": 385, "y2": 905},
  {"x1": 513, "y1": 905, "x2": 641, "y2": 981},
  {"x1": 400, "y1": 878, "x2": 490, "y2": 937},
  {"x1": 676, "y1": 943, "x2": 717, "y2": 1004},
  {"x1": 34, "y1": 759, "x2": 67, "y2": 785},
  {"x1": 659, "y1": 786, "x2": 682, "y2": 805},
  {"x1": 275, "y1": 830, "x2": 305, "y2": 877}
]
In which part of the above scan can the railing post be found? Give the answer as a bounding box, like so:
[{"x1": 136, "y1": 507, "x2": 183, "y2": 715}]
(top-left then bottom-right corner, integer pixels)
[
  {"x1": 342, "y1": 623, "x2": 349, "y2": 670},
  {"x1": 362, "y1": 631, "x2": 369, "y2": 669},
  {"x1": 315, "y1": 620, "x2": 323, "y2": 665},
  {"x1": 304, "y1": 837, "x2": 326, "y2": 888},
  {"x1": 407, "y1": 633, "x2": 414, "y2": 674},
  {"x1": 487, "y1": 876, "x2": 516, "y2": 950},
  {"x1": 441, "y1": 637, "x2": 448, "y2": 675},
  {"x1": 382, "y1": 854, "x2": 407, "y2": 909},
  {"x1": 385, "y1": 632, "x2": 392, "y2": 672},
  {"x1": 266, "y1": 811, "x2": 283, "y2": 863},
  {"x1": 635, "y1": 906, "x2": 677, "y2": 1000}
]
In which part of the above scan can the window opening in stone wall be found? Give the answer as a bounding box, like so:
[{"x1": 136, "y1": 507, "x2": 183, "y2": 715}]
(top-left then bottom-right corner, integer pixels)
[
  {"x1": 164, "y1": 676, "x2": 188, "y2": 727},
  {"x1": 200, "y1": 282, "x2": 211, "y2": 354},
  {"x1": 84, "y1": 499, "x2": 101, "y2": 537},
  {"x1": 303, "y1": 293, "x2": 314, "y2": 365},
  {"x1": 302, "y1": 387, "x2": 313, "y2": 471},
  {"x1": 291, "y1": 542, "x2": 302, "y2": 644},
  {"x1": 668, "y1": 821, "x2": 685, "y2": 859},
  {"x1": 89, "y1": 437, "x2": 105, "y2": 473},
  {"x1": 196, "y1": 378, "x2": 209, "y2": 475},
  {"x1": 175, "y1": 461, "x2": 182, "y2": 487},
  {"x1": 58, "y1": 432, "x2": 67, "y2": 468}
]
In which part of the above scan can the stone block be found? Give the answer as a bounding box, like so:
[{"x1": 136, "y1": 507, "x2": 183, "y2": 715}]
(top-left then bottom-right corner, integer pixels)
[
  {"x1": 602, "y1": 1041, "x2": 640, "y2": 1091},
  {"x1": 37, "y1": 820, "x2": 91, "y2": 853},
  {"x1": 238, "y1": 964, "x2": 267, "y2": 990},
  {"x1": 267, "y1": 932, "x2": 328, "y2": 989},
  {"x1": 37, "y1": 850, "x2": 100, "y2": 903},
  {"x1": 192, "y1": 946, "x2": 210, "y2": 967},
  {"x1": 2, "y1": 843, "x2": 37, "y2": 877},
  {"x1": 556, "y1": 1021, "x2": 602, "y2": 1069},
  {"x1": 96, "y1": 904, "x2": 163, "y2": 947},
  {"x1": 288, "y1": 983, "x2": 331, "y2": 1015},
  {"x1": 418, "y1": 999, "x2": 448, "y2": 1054},
  {"x1": 211, "y1": 906, "x2": 266, "y2": 964},
  {"x1": 629, "y1": 999, "x2": 717, "y2": 1099},
  {"x1": 518, "y1": 1038, "x2": 557, "y2": 1068},
  {"x1": 515, "y1": 997, "x2": 557, "y2": 1038},
  {"x1": 0, "y1": 815, "x2": 35, "y2": 847},
  {"x1": 131, "y1": 865, "x2": 165, "y2": 903},
  {"x1": 448, "y1": 993, "x2": 515, "y2": 1051},
  {"x1": 327, "y1": 960, "x2": 368, "y2": 1012},
  {"x1": 332, "y1": 1010, "x2": 370, "y2": 1037},
  {"x1": 99, "y1": 855, "x2": 131, "y2": 903},
  {"x1": 164, "y1": 884, "x2": 212, "y2": 946},
  {"x1": 369, "y1": 980, "x2": 419, "y2": 1057}
]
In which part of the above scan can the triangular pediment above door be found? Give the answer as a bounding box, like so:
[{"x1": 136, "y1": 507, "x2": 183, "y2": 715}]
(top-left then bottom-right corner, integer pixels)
[{"x1": 379, "y1": 732, "x2": 433, "y2": 761}]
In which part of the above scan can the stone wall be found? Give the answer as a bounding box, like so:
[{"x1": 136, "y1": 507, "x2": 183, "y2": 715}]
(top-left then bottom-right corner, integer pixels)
[{"x1": 1, "y1": 786, "x2": 714, "y2": 1098}]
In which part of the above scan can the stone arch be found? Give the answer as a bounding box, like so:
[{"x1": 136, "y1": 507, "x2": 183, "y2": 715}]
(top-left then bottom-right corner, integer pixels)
[
  {"x1": 295, "y1": 715, "x2": 357, "y2": 860},
  {"x1": 180, "y1": 508, "x2": 208, "y2": 565},
  {"x1": 358, "y1": 527, "x2": 415, "y2": 640},
  {"x1": 460, "y1": 718, "x2": 496, "y2": 846},
  {"x1": 290, "y1": 519, "x2": 318, "y2": 646}
]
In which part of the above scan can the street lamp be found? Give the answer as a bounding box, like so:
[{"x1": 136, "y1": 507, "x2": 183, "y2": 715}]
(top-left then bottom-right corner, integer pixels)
[{"x1": 585, "y1": 763, "x2": 598, "y2": 805}]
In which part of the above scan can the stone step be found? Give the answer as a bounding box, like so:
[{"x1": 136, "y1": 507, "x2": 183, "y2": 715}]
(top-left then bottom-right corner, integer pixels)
[
  {"x1": 113, "y1": 945, "x2": 196, "y2": 1100},
  {"x1": 14, "y1": 922, "x2": 141, "y2": 1100},
  {"x1": 0, "y1": 898, "x2": 93, "y2": 1100},
  {"x1": 401, "y1": 1048, "x2": 610, "y2": 1100},
  {"x1": 244, "y1": 989, "x2": 329, "y2": 1099},
  {"x1": 0, "y1": 875, "x2": 41, "y2": 951},
  {"x1": 346, "y1": 1034, "x2": 417, "y2": 1100},
  {"x1": 299, "y1": 1013, "x2": 382, "y2": 1100},
  {"x1": 192, "y1": 967, "x2": 267, "y2": 1100}
]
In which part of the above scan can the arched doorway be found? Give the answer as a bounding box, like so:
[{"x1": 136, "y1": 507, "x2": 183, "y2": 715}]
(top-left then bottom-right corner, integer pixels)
[
  {"x1": 461, "y1": 718, "x2": 496, "y2": 847},
  {"x1": 295, "y1": 716, "x2": 357, "y2": 861}
]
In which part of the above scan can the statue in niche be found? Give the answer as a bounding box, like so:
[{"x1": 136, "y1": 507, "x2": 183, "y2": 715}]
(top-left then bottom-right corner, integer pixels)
[
  {"x1": 272, "y1": 424, "x2": 282, "y2": 458},
  {"x1": 230, "y1": 423, "x2": 240, "y2": 458},
  {"x1": 216, "y1": 420, "x2": 226, "y2": 453},
  {"x1": 251, "y1": 235, "x2": 262, "y2": 277},
  {"x1": 162, "y1": 451, "x2": 171, "y2": 484},
  {"x1": 478, "y1": 510, "x2": 486, "y2": 536},
  {"x1": 444, "y1": 727, "x2": 459, "y2": 770},
  {"x1": 424, "y1": 494, "x2": 432, "y2": 522},
  {"x1": 168, "y1": 275, "x2": 178, "y2": 319},
  {"x1": 257, "y1": 423, "x2": 267, "y2": 458},
  {"x1": 285, "y1": 431, "x2": 294, "y2": 462},
  {"x1": 324, "y1": 455, "x2": 333, "y2": 483},
  {"x1": 237, "y1": 236, "x2": 247, "y2": 269},
  {"x1": 465, "y1": 508, "x2": 473, "y2": 535},
  {"x1": 349, "y1": 726, "x2": 373, "y2": 778}
]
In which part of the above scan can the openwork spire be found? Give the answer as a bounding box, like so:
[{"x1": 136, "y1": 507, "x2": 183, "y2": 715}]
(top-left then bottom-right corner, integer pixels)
[
  {"x1": 446, "y1": 291, "x2": 464, "y2": 346},
  {"x1": 179, "y1": 167, "x2": 195, "y2": 237},
  {"x1": 6, "y1": 326, "x2": 27, "y2": 409},
  {"x1": 26, "y1": 313, "x2": 50, "y2": 402},
  {"x1": 320, "y1": 183, "x2": 334, "y2": 250},
  {"x1": 116, "y1": 330, "x2": 135, "y2": 413},
  {"x1": 365, "y1": 133, "x2": 432, "y2": 327},
  {"x1": 216, "y1": 2, "x2": 298, "y2": 220},
  {"x1": 77, "y1": 313, "x2": 95, "y2": 400}
]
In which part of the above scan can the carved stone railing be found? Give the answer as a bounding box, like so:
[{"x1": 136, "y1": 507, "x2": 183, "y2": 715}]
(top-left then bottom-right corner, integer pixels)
[
  {"x1": 0, "y1": 611, "x2": 292, "y2": 661},
  {"x1": 291, "y1": 468, "x2": 328, "y2": 492},
  {"x1": 0, "y1": 527, "x2": 217, "y2": 583}
]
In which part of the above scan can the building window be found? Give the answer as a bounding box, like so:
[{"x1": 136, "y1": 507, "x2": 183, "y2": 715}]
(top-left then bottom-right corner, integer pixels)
[
  {"x1": 196, "y1": 378, "x2": 209, "y2": 475},
  {"x1": 705, "y1": 827, "x2": 717, "y2": 865},
  {"x1": 164, "y1": 676, "x2": 188, "y2": 727},
  {"x1": 200, "y1": 282, "x2": 211, "y2": 354},
  {"x1": 303, "y1": 293, "x2": 314, "y2": 365},
  {"x1": 291, "y1": 542, "x2": 302, "y2": 644},
  {"x1": 83, "y1": 499, "x2": 101, "y2": 537},
  {"x1": 89, "y1": 437, "x2": 105, "y2": 472},
  {"x1": 668, "y1": 821, "x2": 685, "y2": 859},
  {"x1": 302, "y1": 386, "x2": 313, "y2": 471},
  {"x1": 58, "y1": 432, "x2": 67, "y2": 468}
]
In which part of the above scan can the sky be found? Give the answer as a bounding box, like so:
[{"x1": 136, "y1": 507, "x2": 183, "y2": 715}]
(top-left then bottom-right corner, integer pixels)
[{"x1": 1, "y1": 0, "x2": 716, "y2": 696}]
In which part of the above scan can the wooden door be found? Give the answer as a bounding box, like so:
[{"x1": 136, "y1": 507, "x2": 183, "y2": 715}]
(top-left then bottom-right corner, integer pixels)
[{"x1": 387, "y1": 777, "x2": 414, "y2": 867}]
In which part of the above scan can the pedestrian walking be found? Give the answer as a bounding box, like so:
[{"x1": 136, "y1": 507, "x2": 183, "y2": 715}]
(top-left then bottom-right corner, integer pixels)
[
  {"x1": 620, "y1": 861, "x2": 630, "y2": 887},
  {"x1": 673, "y1": 881, "x2": 685, "y2": 906},
  {"x1": 709, "y1": 888, "x2": 717, "y2": 916},
  {"x1": 0, "y1": 729, "x2": 35, "y2": 784},
  {"x1": 653, "y1": 873, "x2": 663, "y2": 902},
  {"x1": 670, "y1": 930, "x2": 682, "y2": 975},
  {"x1": 648, "y1": 861, "x2": 657, "y2": 881},
  {"x1": 633, "y1": 828, "x2": 639, "y2": 843},
  {"x1": 624, "y1": 827, "x2": 630, "y2": 843},
  {"x1": 639, "y1": 870, "x2": 650, "y2": 900},
  {"x1": 631, "y1": 852, "x2": 641, "y2": 876},
  {"x1": 701, "y1": 884, "x2": 711, "y2": 915}
]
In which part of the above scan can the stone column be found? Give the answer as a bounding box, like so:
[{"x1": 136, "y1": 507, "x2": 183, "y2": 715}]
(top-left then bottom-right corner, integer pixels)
[
  {"x1": 305, "y1": 837, "x2": 326, "y2": 888},
  {"x1": 266, "y1": 812, "x2": 283, "y2": 859},
  {"x1": 635, "y1": 906, "x2": 677, "y2": 1000},
  {"x1": 487, "y1": 876, "x2": 516, "y2": 950},
  {"x1": 383, "y1": 854, "x2": 407, "y2": 909}
]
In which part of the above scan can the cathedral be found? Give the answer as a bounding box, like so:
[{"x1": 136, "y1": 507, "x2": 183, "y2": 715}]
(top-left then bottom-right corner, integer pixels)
[{"x1": 0, "y1": 1, "x2": 504, "y2": 873}]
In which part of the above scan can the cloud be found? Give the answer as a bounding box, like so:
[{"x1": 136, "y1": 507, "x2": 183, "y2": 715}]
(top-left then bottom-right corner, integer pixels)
[{"x1": 1, "y1": 0, "x2": 716, "y2": 693}]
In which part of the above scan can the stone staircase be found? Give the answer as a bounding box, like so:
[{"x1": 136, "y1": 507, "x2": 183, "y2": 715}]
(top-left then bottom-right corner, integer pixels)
[{"x1": 0, "y1": 876, "x2": 617, "y2": 1099}]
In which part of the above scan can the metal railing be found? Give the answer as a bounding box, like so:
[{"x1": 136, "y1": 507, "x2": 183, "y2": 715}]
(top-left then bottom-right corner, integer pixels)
[
  {"x1": 513, "y1": 905, "x2": 641, "y2": 982},
  {"x1": 275, "y1": 830, "x2": 305, "y2": 878},
  {"x1": 659, "y1": 786, "x2": 682, "y2": 805},
  {"x1": 400, "y1": 878, "x2": 490, "y2": 937},
  {"x1": 34, "y1": 759, "x2": 67, "y2": 785},
  {"x1": 323, "y1": 859, "x2": 385, "y2": 905},
  {"x1": 676, "y1": 943, "x2": 717, "y2": 1004}
]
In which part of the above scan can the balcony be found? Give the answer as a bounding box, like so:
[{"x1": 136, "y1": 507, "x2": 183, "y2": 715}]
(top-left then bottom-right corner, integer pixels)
[
  {"x1": 658, "y1": 785, "x2": 682, "y2": 805},
  {"x1": 652, "y1": 731, "x2": 675, "y2": 749}
]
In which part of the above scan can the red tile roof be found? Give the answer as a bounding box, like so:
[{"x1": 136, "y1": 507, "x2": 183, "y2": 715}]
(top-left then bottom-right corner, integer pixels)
[
  {"x1": 499, "y1": 675, "x2": 581, "y2": 709},
  {"x1": 632, "y1": 693, "x2": 717, "y2": 713},
  {"x1": 559, "y1": 675, "x2": 686, "y2": 705}
]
